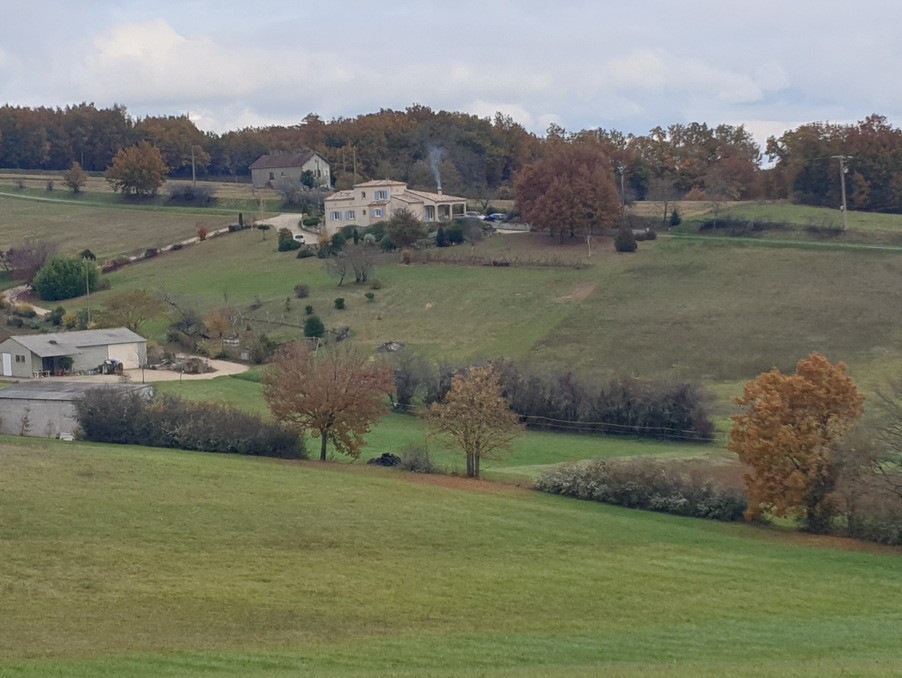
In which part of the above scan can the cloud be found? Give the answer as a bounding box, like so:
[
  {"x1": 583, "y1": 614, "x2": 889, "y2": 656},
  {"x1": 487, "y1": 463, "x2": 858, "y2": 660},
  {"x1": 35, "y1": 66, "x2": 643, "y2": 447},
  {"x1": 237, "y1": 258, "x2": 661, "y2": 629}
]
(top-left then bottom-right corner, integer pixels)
[{"x1": 595, "y1": 49, "x2": 786, "y2": 106}]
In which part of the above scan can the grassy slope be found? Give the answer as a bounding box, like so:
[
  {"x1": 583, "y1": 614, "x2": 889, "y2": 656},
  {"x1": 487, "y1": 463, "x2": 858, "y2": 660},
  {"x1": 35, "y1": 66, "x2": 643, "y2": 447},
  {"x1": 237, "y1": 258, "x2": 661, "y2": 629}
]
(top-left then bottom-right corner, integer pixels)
[
  {"x1": 2, "y1": 438, "x2": 900, "y2": 677},
  {"x1": 79, "y1": 221, "x2": 902, "y2": 401}
]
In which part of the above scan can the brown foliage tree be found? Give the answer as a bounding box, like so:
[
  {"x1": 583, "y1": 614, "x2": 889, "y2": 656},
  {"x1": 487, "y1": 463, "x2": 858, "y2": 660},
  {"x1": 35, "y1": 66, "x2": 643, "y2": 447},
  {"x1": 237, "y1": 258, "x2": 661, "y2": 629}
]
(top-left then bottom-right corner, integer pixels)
[
  {"x1": 62, "y1": 161, "x2": 88, "y2": 193},
  {"x1": 204, "y1": 307, "x2": 235, "y2": 350},
  {"x1": 728, "y1": 353, "x2": 864, "y2": 532},
  {"x1": 95, "y1": 289, "x2": 165, "y2": 333},
  {"x1": 263, "y1": 342, "x2": 394, "y2": 461},
  {"x1": 426, "y1": 364, "x2": 523, "y2": 479},
  {"x1": 105, "y1": 141, "x2": 169, "y2": 196},
  {"x1": 516, "y1": 144, "x2": 621, "y2": 242}
]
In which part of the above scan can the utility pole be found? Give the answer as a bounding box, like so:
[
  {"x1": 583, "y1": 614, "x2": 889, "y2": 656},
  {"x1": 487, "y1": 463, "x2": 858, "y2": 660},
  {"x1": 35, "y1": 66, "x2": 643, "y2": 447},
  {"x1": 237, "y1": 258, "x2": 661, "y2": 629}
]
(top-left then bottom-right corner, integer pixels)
[{"x1": 832, "y1": 155, "x2": 850, "y2": 231}]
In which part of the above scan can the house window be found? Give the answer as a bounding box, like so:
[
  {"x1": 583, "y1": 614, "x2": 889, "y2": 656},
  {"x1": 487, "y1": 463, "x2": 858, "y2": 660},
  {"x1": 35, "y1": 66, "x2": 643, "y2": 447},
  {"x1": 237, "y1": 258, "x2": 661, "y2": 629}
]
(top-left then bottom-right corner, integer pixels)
[
  {"x1": 372, "y1": 208, "x2": 384, "y2": 218},
  {"x1": 345, "y1": 210, "x2": 356, "y2": 220},
  {"x1": 330, "y1": 211, "x2": 342, "y2": 221},
  {"x1": 375, "y1": 190, "x2": 388, "y2": 200},
  {"x1": 15, "y1": 355, "x2": 24, "y2": 362},
  {"x1": 362, "y1": 209, "x2": 367, "y2": 216},
  {"x1": 269, "y1": 172, "x2": 275, "y2": 181},
  {"x1": 361, "y1": 191, "x2": 366, "y2": 198}
]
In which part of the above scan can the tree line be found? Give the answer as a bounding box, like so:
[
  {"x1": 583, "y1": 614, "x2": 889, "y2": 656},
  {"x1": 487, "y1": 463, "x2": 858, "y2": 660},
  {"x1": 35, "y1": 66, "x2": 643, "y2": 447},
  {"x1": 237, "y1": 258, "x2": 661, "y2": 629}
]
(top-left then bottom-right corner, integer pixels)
[{"x1": 3, "y1": 102, "x2": 902, "y2": 212}]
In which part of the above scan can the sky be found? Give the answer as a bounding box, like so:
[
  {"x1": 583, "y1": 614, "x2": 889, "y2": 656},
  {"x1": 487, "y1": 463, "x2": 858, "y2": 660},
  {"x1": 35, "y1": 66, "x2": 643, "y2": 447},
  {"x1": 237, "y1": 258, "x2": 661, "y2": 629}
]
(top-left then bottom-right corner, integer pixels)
[{"x1": 1, "y1": 0, "x2": 900, "y2": 150}]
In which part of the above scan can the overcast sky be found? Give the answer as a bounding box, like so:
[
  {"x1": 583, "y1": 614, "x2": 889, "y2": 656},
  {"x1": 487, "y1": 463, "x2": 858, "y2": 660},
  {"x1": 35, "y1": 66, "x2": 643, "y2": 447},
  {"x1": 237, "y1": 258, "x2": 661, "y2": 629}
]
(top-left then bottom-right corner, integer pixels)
[{"x1": 1, "y1": 0, "x2": 899, "y2": 149}]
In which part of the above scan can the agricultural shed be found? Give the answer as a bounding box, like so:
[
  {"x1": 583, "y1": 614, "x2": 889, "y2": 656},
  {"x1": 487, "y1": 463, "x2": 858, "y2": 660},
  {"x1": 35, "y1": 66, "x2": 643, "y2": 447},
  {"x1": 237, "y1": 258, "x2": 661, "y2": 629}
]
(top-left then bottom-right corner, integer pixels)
[
  {"x1": 0, "y1": 382, "x2": 153, "y2": 439},
  {"x1": 0, "y1": 328, "x2": 146, "y2": 378}
]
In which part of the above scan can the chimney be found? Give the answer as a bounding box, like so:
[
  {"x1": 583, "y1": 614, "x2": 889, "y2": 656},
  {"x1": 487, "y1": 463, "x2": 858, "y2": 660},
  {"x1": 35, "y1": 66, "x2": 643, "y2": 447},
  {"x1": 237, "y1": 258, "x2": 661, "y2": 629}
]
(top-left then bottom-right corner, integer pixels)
[{"x1": 437, "y1": 187, "x2": 443, "y2": 196}]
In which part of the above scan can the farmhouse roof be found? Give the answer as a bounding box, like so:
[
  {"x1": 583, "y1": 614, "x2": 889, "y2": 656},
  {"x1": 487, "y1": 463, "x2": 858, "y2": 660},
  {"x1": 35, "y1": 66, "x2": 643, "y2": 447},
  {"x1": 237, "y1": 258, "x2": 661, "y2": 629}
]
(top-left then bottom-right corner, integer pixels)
[
  {"x1": 355, "y1": 179, "x2": 407, "y2": 188},
  {"x1": 0, "y1": 382, "x2": 152, "y2": 402},
  {"x1": 8, "y1": 328, "x2": 145, "y2": 358},
  {"x1": 405, "y1": 188, "x2": 466, "y2": 202},
  {"x1": 249, "y1": 150, "x2": 318, "y2": 170},
  {"x1": 324, "y1": 190, "x2": 355, "y2": 203}
]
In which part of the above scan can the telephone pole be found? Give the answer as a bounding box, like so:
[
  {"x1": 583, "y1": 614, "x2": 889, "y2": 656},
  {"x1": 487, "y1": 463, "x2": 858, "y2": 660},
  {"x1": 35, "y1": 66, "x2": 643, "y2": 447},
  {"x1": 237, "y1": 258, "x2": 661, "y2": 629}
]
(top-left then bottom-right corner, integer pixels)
[{"x1": 832, "y1": 155, "x2": 851, "y2": 231}]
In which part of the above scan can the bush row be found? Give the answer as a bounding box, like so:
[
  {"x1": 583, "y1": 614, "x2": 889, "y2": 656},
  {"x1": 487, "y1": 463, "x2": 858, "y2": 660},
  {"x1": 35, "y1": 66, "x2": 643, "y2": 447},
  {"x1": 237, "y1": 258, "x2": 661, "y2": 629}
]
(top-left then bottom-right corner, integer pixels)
[
  {"x1": 535, "y1": 458, "x2": 747, "y2": 521},
  {"x1": 493, "y1": 361, "x2": 715, "y2": 442},
  {"x1": 75, "y1": 388, "x2": 303, "y2": 459}
]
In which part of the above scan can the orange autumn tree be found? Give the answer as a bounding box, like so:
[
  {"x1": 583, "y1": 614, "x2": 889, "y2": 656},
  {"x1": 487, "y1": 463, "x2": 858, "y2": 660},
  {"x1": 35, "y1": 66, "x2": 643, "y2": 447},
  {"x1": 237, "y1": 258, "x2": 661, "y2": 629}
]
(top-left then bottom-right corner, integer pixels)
[
  {"x1": 426, "y1": 365, "x2": 523, "y2": 479},
  {"x1": 262, "y1": 342, "x2": 394, "y2": 461},
  {"x1": 729, "y1": 353, "x2": 864, "y2": 532}
]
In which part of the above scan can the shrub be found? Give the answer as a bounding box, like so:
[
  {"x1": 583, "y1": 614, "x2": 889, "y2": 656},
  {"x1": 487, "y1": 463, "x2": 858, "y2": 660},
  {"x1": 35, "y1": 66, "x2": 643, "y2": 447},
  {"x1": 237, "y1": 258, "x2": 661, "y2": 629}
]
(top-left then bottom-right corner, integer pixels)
[
  {"x1": 400, "y1": 248, "x2": 412, "y2": 265},
  {"x1": 196, "y1": 223, "x2": 209, "y2": 241},
  {"x1": 303, "y1": 216, "x2": 321, "y2": 227},
  {"x1": 369, "y1": 279, "x2": 383, "y2": 290},
  {"x1": 296, "y1": 246, "x2": 316, "y2": 259},
  {"x1": 304, "y1": 315, "x2": 325, "y2": 338},
  {"x1": 399, "y1": 444, "x2": 435, "y2": 473},
  {"x1": 144, "y1": 248, "x2": 158, "y2": 259},
  {"x1": 45, "y1": 179, "x2": 54, "y2": 192},
  {"x1": 365, "y1": 291, "x2": 375, "y2": 302},
  {"x1": 647, "y1": 229, "x2": 658, "y2": 240},
  {"x1": 278, "y1": 239, "x2": 301, "y2": 252},
  {"x1": 48, "y1": 305, "x2": 65, "y2": 326},
  {"x1": 75, "y1": 388, "x2": 303, "y2": 459},
  {"x1": 334, "y1": 297, "x2": 345, "y2": 310},
  {"x1": 535, "y1": 458, "x2": 747, "y2": 521},
  {"x1": 614, "y1": 227, "x2": 637, "y2": 252},
  {"x1": 304, "y1": 304, "x2": 314, "y2": 316},
  {"x1": 669, "y1": 208, "x2": 682, "y2": 227},
  {"x1": 33, "y1": 257, "x2": 99, "y2": 301},
  {"x1": 170, "y1": 242, "x2": 183, "y2": 251},
  {"x1": 168, "y1": 183, "x2": 215, "y2": 204},
  {"x1": 294, "y1": 284, "x2": 310, "y2": 298},
  {"x1": 14, "y1": 303, "x2": 36, "y2": 318},
  {"x1": 331, "y1": 232, "x2": 347, "y2": 252},
  {"x1": 445, "y1": 223, "x2": 465, "y2": 244}
]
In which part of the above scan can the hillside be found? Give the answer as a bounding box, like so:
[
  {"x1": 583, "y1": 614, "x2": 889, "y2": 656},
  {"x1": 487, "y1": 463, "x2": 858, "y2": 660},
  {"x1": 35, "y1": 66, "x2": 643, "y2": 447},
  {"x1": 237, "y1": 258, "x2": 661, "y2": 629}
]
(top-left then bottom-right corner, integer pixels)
[{"x1": 2, "y1": 438, "x2": 900, "y2": 677}]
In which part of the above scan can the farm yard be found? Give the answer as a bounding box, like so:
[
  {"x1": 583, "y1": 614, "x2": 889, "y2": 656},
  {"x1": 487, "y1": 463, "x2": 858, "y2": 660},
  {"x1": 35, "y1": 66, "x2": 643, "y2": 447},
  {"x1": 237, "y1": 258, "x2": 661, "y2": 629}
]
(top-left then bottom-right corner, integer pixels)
[{"x1": 3, "y1": 184, "x2": 902, "y2": 676}]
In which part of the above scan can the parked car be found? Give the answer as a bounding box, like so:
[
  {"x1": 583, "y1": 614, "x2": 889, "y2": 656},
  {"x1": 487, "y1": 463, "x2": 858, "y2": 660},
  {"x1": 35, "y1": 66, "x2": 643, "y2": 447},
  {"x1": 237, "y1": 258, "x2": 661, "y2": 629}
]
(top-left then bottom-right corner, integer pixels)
[
  {"x1": 485, "y1": 213, "x2": 507, "y2": 222},
  {"x1": 465, "y1": 211, "x2": 485, "y2": 220},
  {"x1": 293, "y1": 233, "x2": 306, "y2": 243}
]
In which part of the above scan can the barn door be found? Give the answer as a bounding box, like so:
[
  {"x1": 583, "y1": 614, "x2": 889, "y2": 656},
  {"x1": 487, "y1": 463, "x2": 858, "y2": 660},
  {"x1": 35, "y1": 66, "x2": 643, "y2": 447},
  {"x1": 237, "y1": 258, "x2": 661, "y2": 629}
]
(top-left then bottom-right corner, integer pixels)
[{"x1": 1, "y1": 353, "x2": 11, "y2": 377}]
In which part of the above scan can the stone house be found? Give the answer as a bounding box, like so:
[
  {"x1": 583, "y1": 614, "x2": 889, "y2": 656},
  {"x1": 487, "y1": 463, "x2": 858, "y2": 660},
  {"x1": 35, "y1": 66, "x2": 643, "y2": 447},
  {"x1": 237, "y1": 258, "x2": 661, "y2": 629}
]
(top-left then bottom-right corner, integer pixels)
[{"x1": 249, "y1": 150, "x2": 331, "y2": 189}]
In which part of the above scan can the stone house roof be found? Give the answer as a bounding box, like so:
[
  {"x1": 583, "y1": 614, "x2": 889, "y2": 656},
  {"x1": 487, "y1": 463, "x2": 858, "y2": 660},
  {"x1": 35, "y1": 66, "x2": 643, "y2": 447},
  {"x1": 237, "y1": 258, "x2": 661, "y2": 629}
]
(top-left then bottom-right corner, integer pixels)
[{"x1": 249, "y1": 150, "x2": 318, "y2": 170}]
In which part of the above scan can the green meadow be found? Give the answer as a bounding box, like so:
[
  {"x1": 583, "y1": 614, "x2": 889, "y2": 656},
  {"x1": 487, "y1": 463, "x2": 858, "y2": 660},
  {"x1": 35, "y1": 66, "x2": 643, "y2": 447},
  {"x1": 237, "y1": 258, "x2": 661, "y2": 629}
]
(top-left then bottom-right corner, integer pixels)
[{"x1": 2, "y1": 438, "x2": 900, "y2": 677}]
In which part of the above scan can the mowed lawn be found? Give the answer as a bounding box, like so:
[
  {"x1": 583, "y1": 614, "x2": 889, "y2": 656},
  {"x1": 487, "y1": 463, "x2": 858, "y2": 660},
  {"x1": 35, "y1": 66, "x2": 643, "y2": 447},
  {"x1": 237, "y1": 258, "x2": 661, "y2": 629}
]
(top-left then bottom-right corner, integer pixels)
[{"x1": 1, "y1": 438, "x2": 900, "y2": 677}]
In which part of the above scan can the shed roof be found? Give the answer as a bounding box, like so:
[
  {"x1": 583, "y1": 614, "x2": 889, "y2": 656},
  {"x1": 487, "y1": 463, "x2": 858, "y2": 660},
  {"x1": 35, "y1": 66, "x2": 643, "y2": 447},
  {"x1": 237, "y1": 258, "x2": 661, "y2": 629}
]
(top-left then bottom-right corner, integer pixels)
[
  {"x1": 0, "y1": 382, "x2": 153, "y2": 402},
  {"x1": 7, "y1": 328, "x2": 145, "y2": 358},
  {"x1": 250, "y1": 150, "x2": 318, "y2": 170}
]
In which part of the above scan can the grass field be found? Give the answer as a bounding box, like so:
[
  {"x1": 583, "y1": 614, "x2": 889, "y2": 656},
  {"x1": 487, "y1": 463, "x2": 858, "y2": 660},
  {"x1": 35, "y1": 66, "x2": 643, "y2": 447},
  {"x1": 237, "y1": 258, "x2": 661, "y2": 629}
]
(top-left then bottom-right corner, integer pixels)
[{"x1": 2, "y1": 437, "x2": 900, "y2": 677}]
